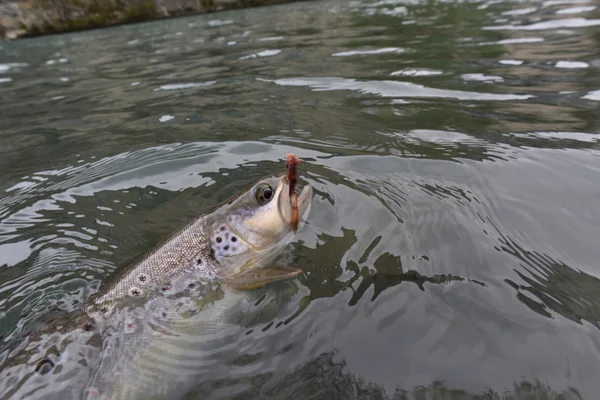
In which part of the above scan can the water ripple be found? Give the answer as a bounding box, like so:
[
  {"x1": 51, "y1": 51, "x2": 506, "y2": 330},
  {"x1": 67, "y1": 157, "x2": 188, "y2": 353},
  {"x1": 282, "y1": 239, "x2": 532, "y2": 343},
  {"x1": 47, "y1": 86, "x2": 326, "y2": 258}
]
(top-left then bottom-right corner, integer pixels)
[
  {"x1": 1, "y1": 0, "x2": 600, "y2": 398},
  {"x1": 484, "y1": 17, "x2": 600, "y2": 30},
  {"x1": 259, "y1": 77, "x2": 533, "y2": 100}
]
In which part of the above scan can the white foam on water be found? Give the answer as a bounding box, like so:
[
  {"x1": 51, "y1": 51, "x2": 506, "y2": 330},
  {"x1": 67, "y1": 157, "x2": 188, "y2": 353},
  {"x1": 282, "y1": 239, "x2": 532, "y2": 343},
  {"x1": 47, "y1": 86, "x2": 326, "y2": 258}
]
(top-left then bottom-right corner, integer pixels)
[
  {"x1": 543, "y1": 0, "x2": 590, "y2": 7},
  {"x1": 154, "y1": 82, "x2": 217, "y2": 91},
  {"x1": 380, "y1": 6, "x2": 407, "y2": 16},
  {"x1": 479, "y1": 37, "x2": 544, "y2": 45},
  {"x1": 556, "y1": 5, "x2": 596, "y2": 14},
  {"x1": 499, "y1": 37, "x2": 545, "y2": 44},
  {"x1": 499, "y1": 59, "x2": 523, "y2": 65},
  {"x1": 159, "y1": 115, "x2": 175, "y2": 123},
  {"x1": 484, "y1": 17, "x2": 600, "y2": 30},
  {"x1": 555, "y1": 61, "x2": 589, "y2": 68},
  {"x1": 258, "y1": 36, "x2": 284, "y2": 42},
  {"x1": 461, "y1": 73, "x2": 504, "y2": 82},
  {"x1": 502, "y1": 7, "x2": 537, "y2": 15},
  {"x1": 208, "y1": 19, "x2": 233, "y2": 27},
  {"x1": 391, "y1": 69, "x2": 443, "y2": 76},
  {"x1": 582, "y1": 90, "x2": 600, "y2": 100},
  {"x1": 239, "y1": 50, "x2": 281, "y2": 60},
  {"x1": 0, "y1": 63, "x2": 27, "y2": 73},
  {"x1": 332, "y1": 47, "x2": 403, "y2": 56}
]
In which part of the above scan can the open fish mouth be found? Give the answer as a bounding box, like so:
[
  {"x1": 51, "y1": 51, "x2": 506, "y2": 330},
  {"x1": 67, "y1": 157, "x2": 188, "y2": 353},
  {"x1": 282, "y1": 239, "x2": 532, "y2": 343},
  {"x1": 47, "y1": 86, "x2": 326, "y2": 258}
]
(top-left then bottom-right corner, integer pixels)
[
  {"x1": 295, "y1": 184, "x2": 312, "y2": 219},
  {"x1": 282, "y1": 176, "x2": 312, "y2": 223}
]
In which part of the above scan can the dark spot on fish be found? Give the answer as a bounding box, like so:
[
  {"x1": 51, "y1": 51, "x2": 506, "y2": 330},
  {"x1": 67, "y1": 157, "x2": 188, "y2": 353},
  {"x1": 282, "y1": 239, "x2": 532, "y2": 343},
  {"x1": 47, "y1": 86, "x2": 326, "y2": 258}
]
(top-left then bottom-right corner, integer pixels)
[
  {"x1": 139, "y1": 275, "x2": 146, "y2": 282},
  {"x1": 197, "y1": 259, "x2": 202, "y2": 264},
  {"x1": 188, "y1": 283, "x2": 195, "y2": 288},
  {"x1": 224, "y1": 245, "x2": 229, "y2": 251},
  {"x1": 220, "y1": 226, "x2": 225, "y2": 231},
  {"x1": 231, "y1": 236, "x2": 237, "y2": 242},
  {"x1": 83, "y1": 322, "x2": 93, "y2": 332},
  {"x1": 100, "y1": 306, "x2": 108, "y2": 313},
  {"x1": 162, "y1": 286, "x2": 170, "y2": 292},
  {"x1": 216, "y1": 237, "x2": 222, "y2": 243},
  {"x1": 131, "y1": 289, "x2": 140, "y2": 296},
  {"x1": 35, "y1": 358, "x2": 54, "y2": 375}
]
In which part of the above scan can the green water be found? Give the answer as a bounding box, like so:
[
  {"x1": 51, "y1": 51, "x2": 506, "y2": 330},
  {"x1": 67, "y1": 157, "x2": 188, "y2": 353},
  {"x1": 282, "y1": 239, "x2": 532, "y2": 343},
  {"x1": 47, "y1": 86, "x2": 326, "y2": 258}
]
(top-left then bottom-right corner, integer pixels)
[{"x1": 1, "y1": 0, "x2": 600, "y2": 398}]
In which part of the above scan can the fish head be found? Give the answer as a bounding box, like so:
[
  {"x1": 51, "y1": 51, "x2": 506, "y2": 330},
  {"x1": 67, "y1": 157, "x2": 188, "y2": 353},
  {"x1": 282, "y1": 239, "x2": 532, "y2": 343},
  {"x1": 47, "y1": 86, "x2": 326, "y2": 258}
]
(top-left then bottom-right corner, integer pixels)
[{"x1": 209, "y1": 174, "x2": 312, "y2": 276}]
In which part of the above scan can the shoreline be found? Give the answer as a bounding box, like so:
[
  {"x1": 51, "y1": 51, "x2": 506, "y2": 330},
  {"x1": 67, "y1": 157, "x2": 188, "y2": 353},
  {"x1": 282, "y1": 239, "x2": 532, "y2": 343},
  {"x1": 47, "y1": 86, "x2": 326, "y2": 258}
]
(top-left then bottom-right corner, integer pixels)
[{"x1": 0, "y1": 0, "x2": 310, "y2": 41}]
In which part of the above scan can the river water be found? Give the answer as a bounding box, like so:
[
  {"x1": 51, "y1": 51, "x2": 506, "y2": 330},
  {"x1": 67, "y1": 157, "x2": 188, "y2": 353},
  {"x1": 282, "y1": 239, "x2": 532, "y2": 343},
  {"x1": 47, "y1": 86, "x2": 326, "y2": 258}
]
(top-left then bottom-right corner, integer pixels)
[{"x1": 1, "y1": 0, "x2": 600, "y2": 398}]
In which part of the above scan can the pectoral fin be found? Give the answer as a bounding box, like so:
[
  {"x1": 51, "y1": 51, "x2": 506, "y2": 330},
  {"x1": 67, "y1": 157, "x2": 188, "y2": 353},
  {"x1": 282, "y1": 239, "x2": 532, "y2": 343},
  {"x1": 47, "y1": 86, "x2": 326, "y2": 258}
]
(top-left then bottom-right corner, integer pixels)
[{"x1": 225, "y1": 266, "x2": 302, "y2": 291}]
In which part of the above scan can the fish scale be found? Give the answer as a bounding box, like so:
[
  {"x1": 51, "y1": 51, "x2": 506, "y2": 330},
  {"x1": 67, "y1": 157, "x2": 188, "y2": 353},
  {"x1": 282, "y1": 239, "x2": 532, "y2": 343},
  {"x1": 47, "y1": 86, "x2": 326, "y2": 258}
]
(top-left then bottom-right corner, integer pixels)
[{"x1": 85, "y1": 216, "x2": 219, "y2": 315}]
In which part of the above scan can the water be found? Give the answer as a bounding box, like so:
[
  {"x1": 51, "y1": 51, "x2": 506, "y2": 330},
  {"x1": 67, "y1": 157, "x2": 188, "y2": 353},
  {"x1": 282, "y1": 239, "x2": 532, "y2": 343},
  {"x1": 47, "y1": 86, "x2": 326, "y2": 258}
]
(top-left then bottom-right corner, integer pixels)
[{"x1": 1, "y1": 0, "x2": 600, "y2": 398}]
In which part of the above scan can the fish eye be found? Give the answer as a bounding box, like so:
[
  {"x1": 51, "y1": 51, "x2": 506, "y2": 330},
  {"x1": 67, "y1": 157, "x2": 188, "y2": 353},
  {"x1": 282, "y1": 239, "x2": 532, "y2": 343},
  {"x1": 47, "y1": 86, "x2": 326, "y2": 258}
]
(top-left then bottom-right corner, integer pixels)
[
  {"x1": 255, "y1": 184, "x2": 274, "y2": 205},
  {"x1": 264, "y1": 188, "x2": 273, "y2": 200}
]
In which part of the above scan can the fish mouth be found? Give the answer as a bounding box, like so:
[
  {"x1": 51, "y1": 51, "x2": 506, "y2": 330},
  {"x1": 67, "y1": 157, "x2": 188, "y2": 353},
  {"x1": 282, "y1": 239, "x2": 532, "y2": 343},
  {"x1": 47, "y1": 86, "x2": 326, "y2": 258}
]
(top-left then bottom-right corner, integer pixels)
[
  {"x1": 295, "y1": 184, "x2": 313, "y2": 220},
  {"x1": 278, "y1": 174, "x2": 313, "y2": 225}
]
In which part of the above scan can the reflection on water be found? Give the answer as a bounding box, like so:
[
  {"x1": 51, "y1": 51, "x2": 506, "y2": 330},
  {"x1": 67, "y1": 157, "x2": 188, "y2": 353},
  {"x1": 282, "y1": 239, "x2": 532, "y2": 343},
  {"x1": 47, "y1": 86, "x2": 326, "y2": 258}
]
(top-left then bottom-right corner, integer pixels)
[{"x1": 1, "y1": 0, "x2": 600, "y2": 398}]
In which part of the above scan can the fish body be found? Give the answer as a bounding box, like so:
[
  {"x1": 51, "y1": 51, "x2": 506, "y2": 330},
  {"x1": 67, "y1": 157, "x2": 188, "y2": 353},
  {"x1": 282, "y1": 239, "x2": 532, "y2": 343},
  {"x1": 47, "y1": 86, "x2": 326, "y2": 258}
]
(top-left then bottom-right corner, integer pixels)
[{"x1": 0, "y1": 173, "x2": 312, "y2": 400}]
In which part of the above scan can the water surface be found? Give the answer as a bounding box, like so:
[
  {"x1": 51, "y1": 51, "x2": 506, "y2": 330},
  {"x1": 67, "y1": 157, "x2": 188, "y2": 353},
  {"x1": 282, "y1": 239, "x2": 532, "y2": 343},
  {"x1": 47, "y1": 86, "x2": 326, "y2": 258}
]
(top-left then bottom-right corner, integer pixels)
[{"x1": 1, "y1": 0, "x2": 600, "y2": 398}]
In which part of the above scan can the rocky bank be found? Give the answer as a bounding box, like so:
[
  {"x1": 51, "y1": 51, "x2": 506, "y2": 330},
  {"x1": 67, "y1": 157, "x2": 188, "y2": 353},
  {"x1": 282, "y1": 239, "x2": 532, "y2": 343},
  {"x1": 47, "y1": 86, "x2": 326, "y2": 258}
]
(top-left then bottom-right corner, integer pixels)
[{"x1": 0, "y1": 0, "x2": 299, "y2": 40}]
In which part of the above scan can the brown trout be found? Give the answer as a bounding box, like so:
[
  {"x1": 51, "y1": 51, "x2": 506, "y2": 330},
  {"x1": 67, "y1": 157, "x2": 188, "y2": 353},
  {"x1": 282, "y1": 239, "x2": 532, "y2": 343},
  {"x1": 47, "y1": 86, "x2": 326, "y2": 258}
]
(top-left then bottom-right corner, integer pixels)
[{"x1": 0, "y1": 172, "x2": 312, "y2": 400}]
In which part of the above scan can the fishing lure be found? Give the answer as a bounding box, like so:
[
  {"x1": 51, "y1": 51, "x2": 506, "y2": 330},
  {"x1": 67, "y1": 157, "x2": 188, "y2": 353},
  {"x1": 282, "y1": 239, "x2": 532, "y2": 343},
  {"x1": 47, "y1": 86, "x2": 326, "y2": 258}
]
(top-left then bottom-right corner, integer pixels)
[{"x1": 286, "y1": 153, "x2": 300, "y2": 231}]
